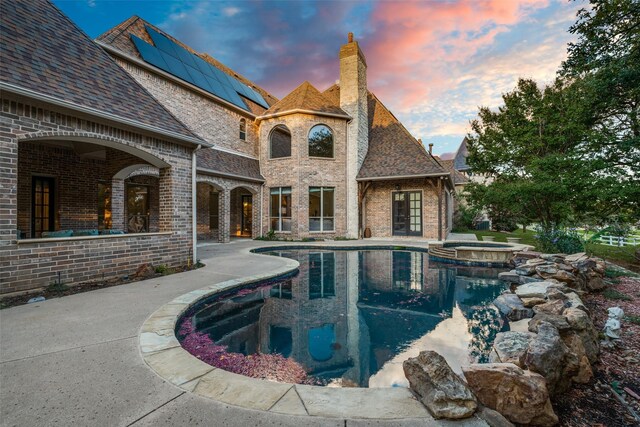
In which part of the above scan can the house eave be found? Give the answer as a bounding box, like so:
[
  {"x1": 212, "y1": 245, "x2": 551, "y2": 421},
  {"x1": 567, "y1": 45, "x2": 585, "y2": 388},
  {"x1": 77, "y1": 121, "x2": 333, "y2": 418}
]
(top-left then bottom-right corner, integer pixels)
[
  {"x1": 356, "y1": 172, "x2": 450, "y2": 182},
  {"x1": 196, "y1": 167, "x2": 265, "y2": 183},
  {"x1": 256, "y1": 109, "x2": 352, "y2": 122},
  {"x1": 0, "y1": 81, "x2": 208, "y2": 148}
]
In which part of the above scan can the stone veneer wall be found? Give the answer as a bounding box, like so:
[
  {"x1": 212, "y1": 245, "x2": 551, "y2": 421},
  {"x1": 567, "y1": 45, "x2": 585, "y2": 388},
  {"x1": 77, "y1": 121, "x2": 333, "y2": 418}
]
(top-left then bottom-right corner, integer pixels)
[
  {"x1": 259, "y1": 114, "x2": 349, "y2": 239},
  {"x1": 362, "y1": 178, "x2": 449, "y2": 240},
  {"x1": 115, "y1": 59, "x2": 259, "y2": 158},
  {"x1": 0, "y1": 94, "x2": 194, "y2": 294}
]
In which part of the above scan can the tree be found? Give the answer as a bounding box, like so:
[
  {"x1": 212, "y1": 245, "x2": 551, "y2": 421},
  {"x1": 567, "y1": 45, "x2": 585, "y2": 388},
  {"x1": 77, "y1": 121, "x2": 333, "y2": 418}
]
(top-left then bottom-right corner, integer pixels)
[{"x1": 466, "y1": 0, "x2": 640, "y2": 229}]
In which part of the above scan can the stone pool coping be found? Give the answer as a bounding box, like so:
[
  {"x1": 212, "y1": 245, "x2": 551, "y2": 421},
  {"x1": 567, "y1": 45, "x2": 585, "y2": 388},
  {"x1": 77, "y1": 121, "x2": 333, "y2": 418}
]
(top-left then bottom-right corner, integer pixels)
[{"x1": 138, "y1": 244, "x2": 487, "y2": 421}]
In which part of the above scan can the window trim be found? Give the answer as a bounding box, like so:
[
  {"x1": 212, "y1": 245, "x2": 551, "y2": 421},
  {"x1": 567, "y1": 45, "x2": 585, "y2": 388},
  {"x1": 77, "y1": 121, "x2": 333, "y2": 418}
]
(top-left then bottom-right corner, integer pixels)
[
  {"x1": 308, "y1": 186, "x2": 335, "y2": 233},
  {"x1": 308, "y1": 251, "x2": 336, "y2": 299},
  {"x1": 269, "y1": 124, "x2": 292, "y2": 159},
  {"x1": 270, "y1": 186, "x2": 292, "y2": 232},
  {"x1": 307, "y1": 124, "x2": 334, "y2": 159}
]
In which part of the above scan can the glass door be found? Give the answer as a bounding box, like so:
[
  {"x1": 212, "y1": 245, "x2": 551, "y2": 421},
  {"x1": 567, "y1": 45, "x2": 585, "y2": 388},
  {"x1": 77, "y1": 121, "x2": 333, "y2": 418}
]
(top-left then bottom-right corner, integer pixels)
[
  {"x1": 392, "y1": 191, "x2": 422, "y2": 236},
  {"x1": 241, "y1": 195, "x2": 252, "y2": 236},
  {"x1": 126, "y1": 185, "x2": 149, "y2": 233}
]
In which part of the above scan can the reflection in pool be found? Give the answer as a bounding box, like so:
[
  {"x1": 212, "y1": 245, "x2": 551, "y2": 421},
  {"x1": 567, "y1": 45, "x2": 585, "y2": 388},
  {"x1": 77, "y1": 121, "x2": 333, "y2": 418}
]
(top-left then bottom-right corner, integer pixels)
[{"x1": 179, "y1": 249, "x2": 509, "y2": 388}]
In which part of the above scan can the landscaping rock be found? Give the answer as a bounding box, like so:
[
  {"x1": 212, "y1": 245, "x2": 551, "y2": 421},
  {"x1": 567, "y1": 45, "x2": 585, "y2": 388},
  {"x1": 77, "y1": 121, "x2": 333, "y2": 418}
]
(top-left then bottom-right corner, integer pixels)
[
  {"x1": 551, "y1": 270, "x2": 578, "y2": 285},
  {"x1": 493, "y1": 294, "x2": 534, "y2": 321},
  {"x1": 564, "y1": 292, "x2": 587, "y2": 312},
  {"x1": 564, "y1": 252, "x2": 587, "y2": 263},
  {"x1": 508, "y1": 319, "x2": 531, "y2": 333},
  {"x1": 522, "y1": 297, "x2": 547, "y2": 308},
  {"x1": 564, "y1": 307, "x2": 591, "y2": 331},
  {"x1": 540, "y1": 254, "x2": 566, "y2": 263},
  {"x1": 533, "y1": 299, "x2": 566, "y2": 316},
  {"x1": 476, "y1": 405, "x2": 515, "y2": 427},
  {"x1": 515, "y1": 282, "x2": 561, "y2": 299},
  {"x1": 463, "y1": 363, "x2": 558, "y2": 426},
  {"x1": 490, "y1": 331, "x2": 534, "y2": 367},
  {"x1": 515, "y1": 265, "x2": 537, "y2": 276},
  {"x1": 525, "y1": 321, "x2": 578, "y2": 395},
  {"x1": 528, "y1": 313, "x2": 572, "y2": 333},
  {"x1": 498, "y1": 271, "x2": 521, "y2": 284},
  {"x1": 403, "y1": 351, "x2": 477, "y2": 419},
  {"x1": 561, "y1": 332, "x2": 593, "y2": 383},
  {"x1": 585, "y1": 271, "x2": 605, "y2": 291},
  {"x1": 535, "y1": 264, "x2": 559, "y2": 277},
  {"x1": 545, "y1": 289, "x2": 568, "y2": 301}
]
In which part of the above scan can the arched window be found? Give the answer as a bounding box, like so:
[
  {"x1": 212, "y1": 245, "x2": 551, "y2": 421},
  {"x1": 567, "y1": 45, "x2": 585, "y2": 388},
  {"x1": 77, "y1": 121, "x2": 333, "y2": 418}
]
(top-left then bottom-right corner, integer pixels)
[
  {"x1": 308, "y1": 124, "x2": 333, "y2": 158},
  {"x1": 239, "y1": 118, "x2": 246, "y2": 141},
  {"x1": 269, "y1": 125, "x2": 291, "y2": 158}
]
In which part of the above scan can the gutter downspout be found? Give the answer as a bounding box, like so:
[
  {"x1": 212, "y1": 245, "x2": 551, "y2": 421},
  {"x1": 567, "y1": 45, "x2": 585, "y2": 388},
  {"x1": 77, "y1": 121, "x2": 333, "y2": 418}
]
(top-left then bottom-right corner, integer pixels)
[
  {"x1": 437, "y1": 177, "x2": 443, "y2": 241},
  {"x1": 192, "y1": 144, "x2": 202, "y2": 264}
]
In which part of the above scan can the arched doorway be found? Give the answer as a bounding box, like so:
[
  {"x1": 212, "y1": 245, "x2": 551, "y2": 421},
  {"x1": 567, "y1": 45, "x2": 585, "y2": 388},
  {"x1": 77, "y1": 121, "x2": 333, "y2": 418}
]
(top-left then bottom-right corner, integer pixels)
[
  {"x1": 196, "y1": 182, "x2": 223, "y2": 242},
  {"x1": 230, "y1": 187, "x2": 254, "y2": 238}
]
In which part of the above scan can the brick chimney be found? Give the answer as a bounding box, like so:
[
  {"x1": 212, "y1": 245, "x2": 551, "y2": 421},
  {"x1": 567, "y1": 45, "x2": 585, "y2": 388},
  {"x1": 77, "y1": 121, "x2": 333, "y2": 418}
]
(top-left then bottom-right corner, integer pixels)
[{"x1": 340, "y1": 32, "x2": 368, "y2": 238}]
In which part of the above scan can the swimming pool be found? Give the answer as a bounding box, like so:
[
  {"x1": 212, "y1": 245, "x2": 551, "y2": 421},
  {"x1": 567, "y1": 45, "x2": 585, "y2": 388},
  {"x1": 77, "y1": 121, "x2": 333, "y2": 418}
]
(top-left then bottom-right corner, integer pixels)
[{"x1": 177, "y1": 248, "x2": 509, "y2": 388}]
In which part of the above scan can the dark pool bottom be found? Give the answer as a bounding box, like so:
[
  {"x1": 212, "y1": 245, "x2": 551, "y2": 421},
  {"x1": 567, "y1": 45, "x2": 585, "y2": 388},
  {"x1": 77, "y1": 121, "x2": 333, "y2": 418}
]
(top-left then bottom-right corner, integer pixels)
[{"x1": 177, "y1": 248, "x2": 509, "y2": 388}]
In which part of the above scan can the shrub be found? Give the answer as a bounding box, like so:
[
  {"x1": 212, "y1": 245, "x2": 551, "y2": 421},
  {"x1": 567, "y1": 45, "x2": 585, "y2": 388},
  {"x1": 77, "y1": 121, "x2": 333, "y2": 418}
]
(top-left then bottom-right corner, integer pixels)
[
  {"x1": 535, "y1": 227, "x2": 585, "y2": 254},
  {"x1": 453, "y1": 204, "x2": 482, "y2": 230}
]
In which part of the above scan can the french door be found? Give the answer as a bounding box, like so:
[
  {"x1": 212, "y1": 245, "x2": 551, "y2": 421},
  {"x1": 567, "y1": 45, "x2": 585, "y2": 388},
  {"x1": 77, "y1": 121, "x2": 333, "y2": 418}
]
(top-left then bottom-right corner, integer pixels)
[
  {"x1": 241, "y1": 195, "x2": 252, "y2": 236},
  {"x1": 392, "y1": 191, "x2": 422, "y2": 236}
]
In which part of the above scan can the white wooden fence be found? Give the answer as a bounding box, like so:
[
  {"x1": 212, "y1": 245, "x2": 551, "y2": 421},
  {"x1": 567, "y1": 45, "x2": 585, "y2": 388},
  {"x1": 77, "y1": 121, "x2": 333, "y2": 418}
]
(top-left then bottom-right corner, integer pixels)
[{"x1": 598, "y1": 235, "x2": 640, "y2": 247}]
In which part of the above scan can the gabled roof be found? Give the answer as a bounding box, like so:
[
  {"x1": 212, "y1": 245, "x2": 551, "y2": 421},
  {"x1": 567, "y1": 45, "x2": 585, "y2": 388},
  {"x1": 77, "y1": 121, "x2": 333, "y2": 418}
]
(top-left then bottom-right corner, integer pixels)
[
  {"x1": 261, "y1": 81, "x2": 349, "y2": 118},
  {"x1": 439, "y1": 159, "x2": 470, "y2": 185},
  {"x1": 323, "y1": 84, "x2": 449, "y2": 180},
  {"x1": 96, "y1": 16, "x2": 278, "y2": 115},
  {"x1": 0, "y1": 0, "x2": 200, "y2": 144},
  {"x1": 196, "y1": 148, "x2": 264, "y2": 182},
  {"x1": 454, "y1": 137, "x2": 470, "y2": 171}
]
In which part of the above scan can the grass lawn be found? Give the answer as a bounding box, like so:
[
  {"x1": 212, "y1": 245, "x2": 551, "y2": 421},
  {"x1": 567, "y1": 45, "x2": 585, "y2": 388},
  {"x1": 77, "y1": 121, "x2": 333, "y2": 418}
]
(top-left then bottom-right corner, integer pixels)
[{"x1": 453, "y1": 228, "x2": 639, "y2": 273}]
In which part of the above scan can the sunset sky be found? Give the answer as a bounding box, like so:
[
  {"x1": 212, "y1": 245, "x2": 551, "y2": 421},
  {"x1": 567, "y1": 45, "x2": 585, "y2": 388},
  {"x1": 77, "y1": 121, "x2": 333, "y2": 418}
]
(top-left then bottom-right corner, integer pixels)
[{"x1": 54, "y1": 0, "x2": 584, "y2": 156}]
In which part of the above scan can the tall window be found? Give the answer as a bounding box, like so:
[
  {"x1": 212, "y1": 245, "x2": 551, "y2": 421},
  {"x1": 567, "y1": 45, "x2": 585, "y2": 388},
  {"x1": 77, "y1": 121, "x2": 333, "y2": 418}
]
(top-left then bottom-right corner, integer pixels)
[
  {"x1": 308, "y1": 124, "x2": 333, "y2": 158},
  {"x1": 270, "y1": 187, "x2": 292, "y2": 231},
  {"x1": 32, "y1": 176, "x2": 55, "y2": 238},
  {"x1": 209, "y1": 190, "x2": 219, "y2": 230},
  {"x1": 239, "y1": 118, "x2": 246, "y2": 140},
  {"x1": 97, "y1": 182, "x2": 112, "y2": 230},
  {"x1": 269, "y1": 125, "x2": 291, "y2": 158},
  {"x1": 309, "y1": 187, "x2": 334, "y2": 232},
  {"x1": 126, "y1": 185, "x2": 149, "y2": 233}
]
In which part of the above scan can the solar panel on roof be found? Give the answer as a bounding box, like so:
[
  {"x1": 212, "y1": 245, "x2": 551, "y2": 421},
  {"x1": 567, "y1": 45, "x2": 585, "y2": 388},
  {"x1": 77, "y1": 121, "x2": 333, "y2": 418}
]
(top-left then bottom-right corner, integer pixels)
[
  {"x1": 145, "y1": 27, "x2": 179, "y2": 58},
  {"x1": 132, "y1": 30, "x2": 270, "y2": 110},
  {"x1": 131, "y1": 35, "x2": 168, "y2": 70}
]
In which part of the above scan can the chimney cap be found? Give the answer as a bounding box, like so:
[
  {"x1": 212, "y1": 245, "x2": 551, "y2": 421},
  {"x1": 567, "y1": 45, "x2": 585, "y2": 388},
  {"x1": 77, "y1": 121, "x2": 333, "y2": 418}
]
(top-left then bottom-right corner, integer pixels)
[
  {"x1": 428, "y1": 143, "x2": 434, "y2": 154},
  {"x1": 348, "y1": 32, "x2": 354, "y2": 43}
]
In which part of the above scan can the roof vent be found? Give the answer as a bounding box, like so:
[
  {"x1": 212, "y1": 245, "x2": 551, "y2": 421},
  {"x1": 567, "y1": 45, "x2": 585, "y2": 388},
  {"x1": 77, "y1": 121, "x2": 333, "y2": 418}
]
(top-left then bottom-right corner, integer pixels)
[
  {"x1": 428, "y1": 143, "x2": 433, "y2": 154},
  {"x1": 348, "y1": 32, "x2": 354, "y2": 43}
]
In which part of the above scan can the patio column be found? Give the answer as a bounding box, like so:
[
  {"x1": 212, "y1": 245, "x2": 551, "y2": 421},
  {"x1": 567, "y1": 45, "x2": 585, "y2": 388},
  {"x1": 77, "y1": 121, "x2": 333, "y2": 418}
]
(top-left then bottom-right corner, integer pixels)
[
  {"x1": 219, "y1": 189, "x2": 230, "y2": 243},
  {"x1": 111, "y1": 178, "x2": 125, "y2": 231}
]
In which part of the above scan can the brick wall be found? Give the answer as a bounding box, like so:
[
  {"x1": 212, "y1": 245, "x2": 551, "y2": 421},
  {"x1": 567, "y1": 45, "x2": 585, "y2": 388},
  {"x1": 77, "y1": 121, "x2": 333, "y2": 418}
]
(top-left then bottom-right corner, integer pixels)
[
  {"x1": 259, "y1": 114, "x2": 349, "y2": 240},
  {"x1": 0, "y1": 93, "x2": 194, "y2": 294},
  {"x1": 115, "y1": 59, "x2": 259, "y2": 159},
  {"x1": 362, "y1": 178, "x2": 448, "y2": 240}
]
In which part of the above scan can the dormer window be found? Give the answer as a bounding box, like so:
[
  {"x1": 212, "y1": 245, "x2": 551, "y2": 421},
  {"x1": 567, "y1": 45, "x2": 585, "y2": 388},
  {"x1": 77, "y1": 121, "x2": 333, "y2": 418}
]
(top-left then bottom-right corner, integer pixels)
[
  {"x1": 239, "y1": 119, "x2": 246, "y2": 141},
  {"x1": 308, "y1": 124, "x2": 333, "y2": 158}
]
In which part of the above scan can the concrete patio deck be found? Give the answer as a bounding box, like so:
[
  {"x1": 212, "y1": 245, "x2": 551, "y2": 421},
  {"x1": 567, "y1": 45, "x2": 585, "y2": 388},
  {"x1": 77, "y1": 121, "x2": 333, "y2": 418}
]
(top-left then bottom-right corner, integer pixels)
[{"x1": 1, "y1": 240, "x2": 486, "y2": 427}]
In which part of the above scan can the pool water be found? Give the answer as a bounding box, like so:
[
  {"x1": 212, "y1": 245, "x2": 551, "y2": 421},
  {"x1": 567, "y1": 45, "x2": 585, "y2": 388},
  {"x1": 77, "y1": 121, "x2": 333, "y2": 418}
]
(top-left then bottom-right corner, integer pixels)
[{"x1": 178, "y1": 249, "x2": 509, "y2": 388}]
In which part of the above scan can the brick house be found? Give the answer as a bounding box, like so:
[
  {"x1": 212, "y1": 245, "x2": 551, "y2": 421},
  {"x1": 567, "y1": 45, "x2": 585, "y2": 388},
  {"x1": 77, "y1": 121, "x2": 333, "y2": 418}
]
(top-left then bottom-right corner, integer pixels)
[{"x1": 1, "y1": 0, "x2": 455, "y2": 294}]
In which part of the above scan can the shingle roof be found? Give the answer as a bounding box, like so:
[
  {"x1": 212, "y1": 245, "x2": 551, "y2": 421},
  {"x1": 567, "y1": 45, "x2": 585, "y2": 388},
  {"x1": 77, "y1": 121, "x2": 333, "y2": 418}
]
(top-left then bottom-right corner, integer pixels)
[
  {"x1": 96, "y1": 17, "x2": 278, "y2": 115},
  {"x1": 196, "y1": 149, "x2": 264, "y2": 182},
  {"x1": 0, "y1": 0, "x2": 199, "y2": 142},
  {"x1": 263, "y1": 81, "x2": 348, "y2": 117},
  {"x1": 454, "y1": 137, "x2": 470, "y2": 171},
  {"x1": 439, "y1": 159, "x2": 470, "y2": 185},
  {"x1": 323, "y1": 84, "x2": 448, "y2": 180}
]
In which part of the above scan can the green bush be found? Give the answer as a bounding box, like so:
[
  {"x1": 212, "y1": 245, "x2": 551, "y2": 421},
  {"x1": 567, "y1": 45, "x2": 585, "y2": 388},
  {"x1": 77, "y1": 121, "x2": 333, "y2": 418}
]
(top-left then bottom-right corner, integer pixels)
[
  {"x1": 534, "y1": 227, "x2": 585, "y2": 254},
  {"x1": 453, "y1": 204, "x2": 482, "y2": 230}
]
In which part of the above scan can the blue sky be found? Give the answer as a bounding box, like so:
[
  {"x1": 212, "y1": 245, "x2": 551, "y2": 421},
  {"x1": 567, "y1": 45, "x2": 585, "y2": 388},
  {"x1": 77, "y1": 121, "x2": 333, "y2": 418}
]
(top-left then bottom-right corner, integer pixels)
[{"x1": 53, "y1": 0, "x2": 582, "y2": 156}]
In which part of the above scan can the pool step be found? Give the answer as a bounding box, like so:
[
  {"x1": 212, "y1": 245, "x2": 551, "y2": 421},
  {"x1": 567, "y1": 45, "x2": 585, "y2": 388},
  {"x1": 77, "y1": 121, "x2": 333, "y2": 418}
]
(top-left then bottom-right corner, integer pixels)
[{"x1": 429, "y1": 247, "x2": 456, "y2": 259}]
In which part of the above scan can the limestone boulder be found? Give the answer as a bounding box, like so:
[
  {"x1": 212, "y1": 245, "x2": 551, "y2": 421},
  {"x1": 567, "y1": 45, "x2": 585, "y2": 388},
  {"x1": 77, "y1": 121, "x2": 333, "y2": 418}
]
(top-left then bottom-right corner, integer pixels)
[
  {"x1": 515, "y1": 282, "x2": 562, "y2": 299},
  {"x1": 525, "y1": 322, "x2": 578, "y2": 395},
  {"x1": 528, "y1": 313, "x2": 572, "y2": 334},
  {"x1": 403, "y1": 351, "x2": 477, "y2": 419},
  {"x1": 545, "y1": 289, "x2": 568, "y2": 301},
  {"x1": 585, "y1": 271, "x2": 605, "y2": 291},
  {"x1": 535, "y1": 264, "x2": 559, "y2": 278},
  {"x1": 564, "y1": 292, "x2": 587, "y2": 312},
  {"x1": 533, "y1": 299, "x2": 566, "y2": 316},
  {"x1": 493, "y1": 294, "x2": 534, "y2": 321},
  {"x1": 515, "y1": 265, "x2": 537, "y2": 276},
  {"x1": 562, "y1": 332, "x2": 593, "y2": 383},
  {"x1": 490, "y1": 331, "x2": 535, "y2": 367},
  {"x1": 522, "y1": 297, "x2": 547, "y2": 308},
  {"x1": 498, "y1": 271, "x2": 522, "y2": 284},
  {"x1": 564, "y1": 252, "x2": 587, "y2": 263},
  {"x1": 463, "y1": 363, "x2": 558, "y2": 426},
  {"x1": 552, "y1": 270, "x2": 578, "y2": 285},
  {"x1": 563, "y1": 308, "x2": 599, "y2": 363},
  {"x1": 476, "y1": 405, "x2": 515, "y2": 427}
]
